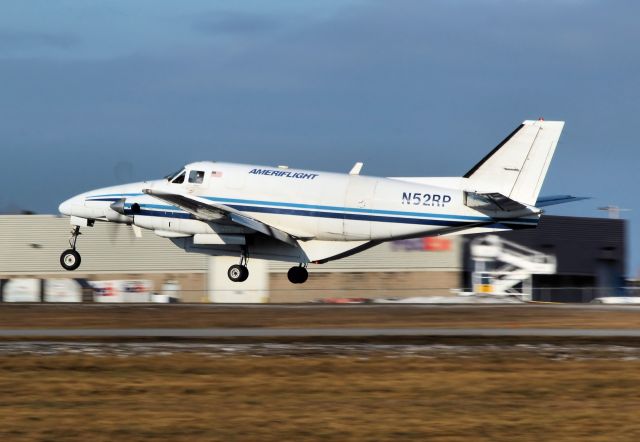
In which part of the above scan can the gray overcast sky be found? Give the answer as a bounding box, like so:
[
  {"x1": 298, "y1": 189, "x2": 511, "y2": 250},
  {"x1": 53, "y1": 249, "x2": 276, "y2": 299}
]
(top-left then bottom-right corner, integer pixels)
[{"x1": 1, "y1": 0, "x2": 638, "y2": 274}]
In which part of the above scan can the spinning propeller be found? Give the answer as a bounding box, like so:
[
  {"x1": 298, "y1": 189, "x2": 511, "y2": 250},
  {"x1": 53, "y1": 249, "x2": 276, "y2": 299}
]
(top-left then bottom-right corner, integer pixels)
[{"x1": 108, "y1": 161, "x2": 142, "y2": 243}]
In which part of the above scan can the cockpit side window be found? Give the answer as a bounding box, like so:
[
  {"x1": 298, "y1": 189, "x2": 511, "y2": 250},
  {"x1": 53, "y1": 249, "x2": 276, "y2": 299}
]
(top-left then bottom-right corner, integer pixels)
[
  {"x1": 171, "y1": 171, "x2": 186, "y2": 184},
  {"x1": 188, "y1": 170, "x2": 205, "y2": 184}
]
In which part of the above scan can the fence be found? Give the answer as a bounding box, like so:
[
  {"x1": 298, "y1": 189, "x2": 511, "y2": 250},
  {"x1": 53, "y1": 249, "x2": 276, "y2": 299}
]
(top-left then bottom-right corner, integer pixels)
[{"x1": 0, "y1": 277, "x2": 638, "y2": 303}]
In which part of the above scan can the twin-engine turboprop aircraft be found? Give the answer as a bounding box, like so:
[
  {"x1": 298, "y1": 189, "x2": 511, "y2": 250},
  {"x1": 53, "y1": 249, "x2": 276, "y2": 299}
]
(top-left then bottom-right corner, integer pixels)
[{"x1": 59, "y1": 119, "x2": 582, "y2": 284}]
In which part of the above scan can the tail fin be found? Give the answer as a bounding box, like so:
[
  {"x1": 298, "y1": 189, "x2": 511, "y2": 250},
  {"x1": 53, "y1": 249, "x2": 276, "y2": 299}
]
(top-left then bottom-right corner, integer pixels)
[{"x1": 463, "y1": 119, "x2": 565, "y2": 206}]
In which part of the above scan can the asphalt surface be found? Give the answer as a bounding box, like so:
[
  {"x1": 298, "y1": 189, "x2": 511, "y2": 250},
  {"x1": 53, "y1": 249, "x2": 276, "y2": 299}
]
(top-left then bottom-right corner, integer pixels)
[{"x1": 3, "y1": 328, "x2": 640, "y2": 338}]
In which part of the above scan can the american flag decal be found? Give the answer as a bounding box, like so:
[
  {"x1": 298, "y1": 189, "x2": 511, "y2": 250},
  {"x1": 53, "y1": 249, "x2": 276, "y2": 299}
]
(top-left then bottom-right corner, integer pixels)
[{"x1": 211, "y1": 171, "x2": 223, "y2": 178}]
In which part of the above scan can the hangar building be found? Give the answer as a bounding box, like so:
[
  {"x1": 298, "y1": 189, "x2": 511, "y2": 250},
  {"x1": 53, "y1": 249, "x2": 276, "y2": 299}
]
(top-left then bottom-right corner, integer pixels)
[{"x1": 0, "y1": 214, "x2": 626, "y2": 303}]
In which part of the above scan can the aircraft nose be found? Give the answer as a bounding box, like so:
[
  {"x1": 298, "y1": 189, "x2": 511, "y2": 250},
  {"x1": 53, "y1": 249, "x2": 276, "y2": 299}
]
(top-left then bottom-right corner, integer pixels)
[
  {"x1": 58, "y1": 198, "x2": 72, "y2": 215},
  {"x1": 58, "y1": 196, "x2": 81, "y2": 216}
]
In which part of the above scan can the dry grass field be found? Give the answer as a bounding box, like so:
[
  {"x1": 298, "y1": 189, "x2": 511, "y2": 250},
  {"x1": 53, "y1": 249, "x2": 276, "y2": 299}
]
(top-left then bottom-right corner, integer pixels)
[
  {"x1": 1, "y1": 348, "x2": 640, "y2": 442},
  {"x1": 2, "y1": 304, "x2": 640, "y2": 329},
  {"x1": 2, "y1": 305, "x2": 640, "y2": 441}
]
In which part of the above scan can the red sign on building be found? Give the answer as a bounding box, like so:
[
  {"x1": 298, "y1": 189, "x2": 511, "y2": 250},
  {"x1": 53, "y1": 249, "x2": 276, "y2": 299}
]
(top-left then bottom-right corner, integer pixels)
[{"x1": 422, "y1": 237, "x2": 451, "y2": 251}]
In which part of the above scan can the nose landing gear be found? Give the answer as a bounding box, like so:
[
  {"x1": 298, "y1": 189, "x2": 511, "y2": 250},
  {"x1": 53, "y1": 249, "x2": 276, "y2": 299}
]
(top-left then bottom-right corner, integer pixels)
[
  {"x1": 287, "y1": 265, "x2": 308, "y2": 284},
  {"x1": 60, "y1": 226, "x2": 82, "y2": 271}
]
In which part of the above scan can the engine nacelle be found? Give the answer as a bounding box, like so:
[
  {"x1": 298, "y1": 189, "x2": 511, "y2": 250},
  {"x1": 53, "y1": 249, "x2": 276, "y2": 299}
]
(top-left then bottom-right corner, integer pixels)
[
  {"x1": 108, "y1": 198, "x2": 137, "y2": 223},
  {"x1": 110, "y1": 198, "x2": 126, "y2": 215},
  {"x1": 110, "y1": 199, "x2": 141, "y2": 215}
]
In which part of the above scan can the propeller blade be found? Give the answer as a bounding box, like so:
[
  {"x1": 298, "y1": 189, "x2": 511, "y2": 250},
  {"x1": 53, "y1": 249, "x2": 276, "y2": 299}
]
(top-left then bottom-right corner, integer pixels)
[{"x1": 108, "y1": 221, "x2": 120, "y2": 245}]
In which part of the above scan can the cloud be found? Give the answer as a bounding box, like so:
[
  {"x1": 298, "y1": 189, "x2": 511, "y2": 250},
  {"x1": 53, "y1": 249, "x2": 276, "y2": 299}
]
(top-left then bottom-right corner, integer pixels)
[
  {"x1": 192, "y1": 11, "x2": 281, "y2": 36},
  {"x1": 0, "y1": 29, "x2": 79, "y2": 50},
  {"x1": 1, "y1": 0, "x2": 639, "y2": 227}
]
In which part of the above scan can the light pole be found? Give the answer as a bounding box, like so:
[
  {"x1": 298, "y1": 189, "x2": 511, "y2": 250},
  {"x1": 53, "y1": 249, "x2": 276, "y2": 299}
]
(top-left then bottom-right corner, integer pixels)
[{"x1": 597, "y1": 206, "x2": 630, "y2": 219}]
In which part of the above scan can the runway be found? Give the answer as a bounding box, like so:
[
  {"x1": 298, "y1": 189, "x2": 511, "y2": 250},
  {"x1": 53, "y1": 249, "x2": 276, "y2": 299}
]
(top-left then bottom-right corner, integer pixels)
[{"x1": 3, "y1": 327, "x2": 640, "y2": 338}]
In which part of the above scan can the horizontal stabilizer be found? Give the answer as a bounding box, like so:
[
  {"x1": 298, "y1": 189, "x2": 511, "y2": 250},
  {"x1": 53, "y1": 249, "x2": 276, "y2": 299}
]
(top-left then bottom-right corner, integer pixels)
[
  {"x1": 465, "y1": 191, "x2": 538, "y2": 215},
  {"x1": 535, "y1": 195, "x2": 589, "y2": 207}
]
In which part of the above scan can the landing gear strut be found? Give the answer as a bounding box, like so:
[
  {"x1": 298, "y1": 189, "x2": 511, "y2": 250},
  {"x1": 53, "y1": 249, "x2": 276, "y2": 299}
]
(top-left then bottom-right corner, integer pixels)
[
  {"x1": 227, "y1": 249, "x2": 249, "y2": 282},
  {"x1": 287, "y1": 265, "x2": 308, "y2": 284},
  {"x1": 60, "y1": 226, "x2": 82, "y2": 271}
]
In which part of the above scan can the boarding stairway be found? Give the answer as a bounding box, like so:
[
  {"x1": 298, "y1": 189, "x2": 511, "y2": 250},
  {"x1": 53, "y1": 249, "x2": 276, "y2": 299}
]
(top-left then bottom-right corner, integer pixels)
[{"x1": 470, "y1": 235, "x2": 557, "y2": 301}]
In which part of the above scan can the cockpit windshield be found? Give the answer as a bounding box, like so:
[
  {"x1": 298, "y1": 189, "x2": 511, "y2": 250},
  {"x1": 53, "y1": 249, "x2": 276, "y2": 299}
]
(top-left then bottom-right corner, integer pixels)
[
  {"x1": 165, "y1": 168, "x2": 186, "y2": 181},
  {"x1": 172, "y1": 172, "x2": 185, "y2": 184}
]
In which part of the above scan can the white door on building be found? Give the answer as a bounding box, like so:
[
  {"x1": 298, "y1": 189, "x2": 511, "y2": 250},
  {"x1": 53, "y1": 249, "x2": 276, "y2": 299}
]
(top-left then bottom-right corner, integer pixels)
[{"x1": 208, "y1": 256, "x2": 269, "y2": 303}]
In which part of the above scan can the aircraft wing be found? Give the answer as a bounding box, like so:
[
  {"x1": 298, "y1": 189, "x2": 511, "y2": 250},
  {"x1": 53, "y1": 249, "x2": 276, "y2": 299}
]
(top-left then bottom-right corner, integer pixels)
[{"x1": 142, "y1": 189, "x2": 301, "y2": 246}]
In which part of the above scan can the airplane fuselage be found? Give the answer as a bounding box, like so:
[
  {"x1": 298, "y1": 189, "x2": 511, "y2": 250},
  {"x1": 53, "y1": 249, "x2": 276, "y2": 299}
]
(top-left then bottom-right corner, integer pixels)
[{"x1": 61, "y1": 162, "x2": 536, "y2": 245}]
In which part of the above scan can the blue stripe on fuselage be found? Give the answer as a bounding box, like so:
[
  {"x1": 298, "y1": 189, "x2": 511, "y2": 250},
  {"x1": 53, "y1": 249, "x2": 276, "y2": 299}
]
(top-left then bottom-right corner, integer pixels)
[
  {"x1": 202, "y1": 196, "x2": 492, "y2": 222},
  {"x1": 86, "y1": 198, "x2": 122, "y2": 202},
  {"x1": 228, "y1": 204, "x2": 466, "y2": 227},
  {"x1": 135, "y1": 208, "x2": 192, "y2": 219},
  {"x1": 126, "y1": 204, "x2": 538, "y2": 229},
  {"x1": 89, "y1": 192, "x2": 491, "y2": 221},
  {"x1": 87, "y1": 193, "x2": 539, "y2": 226}
]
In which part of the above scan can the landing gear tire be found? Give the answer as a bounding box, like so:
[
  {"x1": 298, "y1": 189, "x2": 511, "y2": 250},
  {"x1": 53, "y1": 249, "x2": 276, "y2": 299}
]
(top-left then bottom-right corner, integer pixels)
[
  {"x1": 287, "y1": 266, "x2": 308, "y2": 284},
  {"x1": 228, "y1": 264, "x2": 249, "y2": 282},
  {"x1": 60, "y1": 249, "x2": 81, "y2": 271}
]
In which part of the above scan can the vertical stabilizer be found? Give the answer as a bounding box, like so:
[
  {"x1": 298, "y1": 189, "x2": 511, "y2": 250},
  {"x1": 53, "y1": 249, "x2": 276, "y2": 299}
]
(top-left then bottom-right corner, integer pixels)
[{"x1": 463, "y1": 120, "x2": 564, "y2": 206}]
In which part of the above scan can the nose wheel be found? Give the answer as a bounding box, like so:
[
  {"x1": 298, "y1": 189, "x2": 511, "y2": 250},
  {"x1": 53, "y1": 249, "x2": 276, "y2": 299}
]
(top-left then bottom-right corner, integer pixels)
[
  {"x1": 60, "y1": 249, "x2": 81, "y2": 271},
  {"x1": 60, "y1": 226, "x2": 82, "y2": 271},
  {"x1": 287, "y1": 265, "x2": 308, "y2": 284}
]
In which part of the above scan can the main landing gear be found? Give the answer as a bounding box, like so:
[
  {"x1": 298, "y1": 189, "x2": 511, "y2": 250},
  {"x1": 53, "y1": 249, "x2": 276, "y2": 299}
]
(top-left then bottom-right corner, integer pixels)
[
  {"x1": 227, "y1": 251, "x2": 249, "y2": 282},
  {"x1": 287, "y1": 265, "x2": 308, "y2": 284},
  {"x1": 226, "y1": 249, "x2": 309, "y2": 285},
  {"x1": 60, "y1": 226, "x2": 82, "y2": 271},
  {"x1": 227, "y1": 264, "x2": 249, "y2": 282}
]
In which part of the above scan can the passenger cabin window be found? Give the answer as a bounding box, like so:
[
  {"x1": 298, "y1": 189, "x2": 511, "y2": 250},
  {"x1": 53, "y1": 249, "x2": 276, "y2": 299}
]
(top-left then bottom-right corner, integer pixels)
[
  {"x1": 171, "y1": 172, "x2": 185, "y2": 184},
  {"x1": 189, "y1": 170, "x2": 205, "y2": 184}
]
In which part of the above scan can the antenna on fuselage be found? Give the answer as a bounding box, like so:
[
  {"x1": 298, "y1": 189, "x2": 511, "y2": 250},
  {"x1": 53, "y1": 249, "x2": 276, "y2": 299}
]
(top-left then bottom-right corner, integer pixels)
[{"x1": 349, "y1": 162, "x2": 363, "y2": 175}]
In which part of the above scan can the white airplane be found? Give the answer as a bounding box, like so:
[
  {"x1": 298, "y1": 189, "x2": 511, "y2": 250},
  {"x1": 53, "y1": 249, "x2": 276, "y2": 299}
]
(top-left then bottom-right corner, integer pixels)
[{"x1": 59, "y1": 119, "x2": 582, "y2": 284}]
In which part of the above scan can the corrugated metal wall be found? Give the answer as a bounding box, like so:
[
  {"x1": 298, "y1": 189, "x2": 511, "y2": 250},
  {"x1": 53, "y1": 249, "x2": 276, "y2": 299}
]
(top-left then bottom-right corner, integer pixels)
[
  {"x1": 0, "y1": 216, "x2": 462, "y2": 275},
  {"x1": 0, "y1": 215, "x2": 208, "y2": 274},
  {"x1": 270, "y1": 238, "x2": 461, "y2": 273}
]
